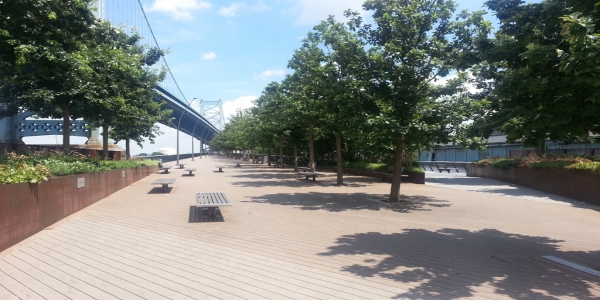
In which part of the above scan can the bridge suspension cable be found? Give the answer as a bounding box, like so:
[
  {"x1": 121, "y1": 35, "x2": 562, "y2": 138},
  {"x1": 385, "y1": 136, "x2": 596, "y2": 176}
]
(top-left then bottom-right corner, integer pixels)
[{"x1": 94, "y1": 0, "x2": 189, "y2": 105}]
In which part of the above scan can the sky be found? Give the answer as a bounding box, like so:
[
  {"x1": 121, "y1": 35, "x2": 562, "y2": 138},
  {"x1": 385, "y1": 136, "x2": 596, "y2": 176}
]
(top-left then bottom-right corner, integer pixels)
[{"x1": 24, "y1": 0, "x2": 498, "y2": 155}]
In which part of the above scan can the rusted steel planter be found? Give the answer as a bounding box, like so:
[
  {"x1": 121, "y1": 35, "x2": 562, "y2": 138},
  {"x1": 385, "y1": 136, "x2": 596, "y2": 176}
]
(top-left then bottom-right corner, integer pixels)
[
  {"x1": 465, "y1": 164, "x2": 600, "y2": 206},
  {"x1": 0, "y1": 166, "x2": 159, "y2": 252}
]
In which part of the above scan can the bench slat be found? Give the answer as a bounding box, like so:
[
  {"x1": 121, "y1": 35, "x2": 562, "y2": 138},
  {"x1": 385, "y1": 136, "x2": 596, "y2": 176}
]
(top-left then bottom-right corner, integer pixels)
[
  {"x1": 196, "y1": 192, "x2": 232, "y2": 207},
  {"x1": 152, "y1": 178, "x2": 176, "y2": 184}
]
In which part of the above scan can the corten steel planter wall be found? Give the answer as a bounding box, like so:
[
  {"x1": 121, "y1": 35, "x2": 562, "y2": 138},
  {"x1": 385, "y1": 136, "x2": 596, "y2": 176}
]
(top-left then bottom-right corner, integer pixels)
[
  {"x1": 317, "y1": 166, "x2": 425, "y2": 184},
  {"x1": 465, "y1": 164, "x2": 600, "y2": 206},
  {"x1": 0, "y1": 165, "x2": 159, "y2": 252}
]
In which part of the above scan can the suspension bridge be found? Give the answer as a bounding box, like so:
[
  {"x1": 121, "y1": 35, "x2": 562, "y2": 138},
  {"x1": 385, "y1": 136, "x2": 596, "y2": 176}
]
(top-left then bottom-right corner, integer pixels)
[{"x1": 0, "y1": 0, "x2": 222, "y2": 154}]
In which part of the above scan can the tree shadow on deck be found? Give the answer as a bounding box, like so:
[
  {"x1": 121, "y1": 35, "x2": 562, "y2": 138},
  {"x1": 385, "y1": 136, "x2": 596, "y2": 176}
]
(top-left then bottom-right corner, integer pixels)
[
  {"x1": 243, "y1": 192, "x2": 450, "y2": 213},
  {"x1": 319, "y1": 228, "x2": 600, "y2": 299}
]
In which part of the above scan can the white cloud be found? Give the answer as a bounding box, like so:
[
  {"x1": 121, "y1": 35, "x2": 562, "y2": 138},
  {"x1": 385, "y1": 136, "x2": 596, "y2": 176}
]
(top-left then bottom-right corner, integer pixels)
[
  {"x1": 218, "y1": 2, "x2": 269, "y2": 17},
  {"x1": 219, "y1": 3, "x2": 243, "y2": 16},
  {"x1": 256, "y1": 69, "x2": 285, "y2": 80},
  {"x1": 222, "y1": 96, "x2": 257, "y2": 122},
  {"x1": 202, "y1": 51, "x2": 217, "y2": 60},
  {"x1": 147, "y1": 0, "x2": 211, "y2": 20},
  {"x1": 296, "y1": 0, "x2": 364, "y2": 25}
]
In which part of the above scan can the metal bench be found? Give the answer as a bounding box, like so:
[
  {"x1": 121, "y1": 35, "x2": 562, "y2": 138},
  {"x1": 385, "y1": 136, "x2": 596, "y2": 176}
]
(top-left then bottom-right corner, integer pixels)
[
  {"x1": 375, "y1": 166, "x2": 409, "y2": 181},
  {"x1": 158, "y1": 162, "x2": 173, "y2": 174},
  {"x1": 184, "y1": 168, "x2": 196, "y2": 175},
  {"x1": 436, "y1": 164, "x2": 451, "y2": 173},
  {"x1": 152, "y1": 178, "x2": 176, "y2": 192},
  {"x1": 196, "y1": 192, "x2": 233, "y2": 220},
  {"x1": 301, "y1": 172, "x2": 320, "y2": 181},
  {"x1": 215, "y1": 165, "x2": 226, "y2": 172}
]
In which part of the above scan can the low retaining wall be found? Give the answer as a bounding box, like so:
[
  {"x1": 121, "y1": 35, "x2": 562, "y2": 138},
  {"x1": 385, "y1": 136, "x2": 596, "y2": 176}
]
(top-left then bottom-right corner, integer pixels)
[
  {"x1": 465, "y1": 164, "x2": 600, "y2": 206},
  {"x1": 317, "y1": 166, "x2": 425, "y2": 184},
  {"x1": 0, "y1": 165, "x2": 159, "y2": 252}
]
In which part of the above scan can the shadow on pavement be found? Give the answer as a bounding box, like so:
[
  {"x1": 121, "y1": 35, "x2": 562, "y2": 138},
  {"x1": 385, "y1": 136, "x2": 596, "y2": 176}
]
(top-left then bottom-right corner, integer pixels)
[
  {"x1": 244, "y1": 192, "x2": 450, "y2": 213},
  {"x1": 319, "y1": 228, "x2": 600, "y2": 299},
  {"x1": 188, "y1": 206, "x2": 224, "y2": 222}
]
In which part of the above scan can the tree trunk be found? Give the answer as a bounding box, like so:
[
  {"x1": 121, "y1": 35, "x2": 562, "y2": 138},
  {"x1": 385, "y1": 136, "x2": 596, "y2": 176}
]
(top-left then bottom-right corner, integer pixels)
[
  {"x1": 267, "y1": 149, "x2": 271, "y2": 166},
  {"x1": 293, "y1": 145, "x2": 298, "y2": 172},
  {"x1": 279, "y1": 143, "x2": 284, "y2": 168},
  {"x1": 102, "y1": 124, "x2": 109, "y2": 160},
  {"x1": 125, "y1": 138, "x2": 130, "y2": 159},
  {"x1": 535, "y1": 138, "x2": 546, "y2": 156},
  {"x1": 335, "y1": 131, "x2": 343, "y2": 185},
  {"x1": 61, "y1": 106, "x2": 71, "y2": 153},
  {"x1": 309, "y1": 122, "x2": 316, "y2": 172},
  {"x1": 389, "y1": 135, "x2": 406, "y2": 202}
]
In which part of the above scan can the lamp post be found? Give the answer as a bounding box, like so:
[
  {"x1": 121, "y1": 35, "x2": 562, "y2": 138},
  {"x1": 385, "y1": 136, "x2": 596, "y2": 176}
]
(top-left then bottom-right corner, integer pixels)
[
  {"x1": 177, "y1": 97, "x2": 196, "y2": 165},
  {"x1": 198, "y1": 126, "x2": 208, "y2": 159},
  {"x1": 188, "y1": 98, "x2": 200, "y2": 161}
]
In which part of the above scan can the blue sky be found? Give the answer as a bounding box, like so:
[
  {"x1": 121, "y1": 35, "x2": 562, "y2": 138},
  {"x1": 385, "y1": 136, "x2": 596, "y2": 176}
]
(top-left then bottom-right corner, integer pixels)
[{"x1": 25, "y1": 0, "x2": 498, "y2": 155}]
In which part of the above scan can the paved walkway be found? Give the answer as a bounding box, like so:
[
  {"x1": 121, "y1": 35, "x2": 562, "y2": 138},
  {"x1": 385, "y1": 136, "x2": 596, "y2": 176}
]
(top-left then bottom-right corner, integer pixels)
[{"x1": 1, "y1": 157, "x2": 599, "y2": 299}]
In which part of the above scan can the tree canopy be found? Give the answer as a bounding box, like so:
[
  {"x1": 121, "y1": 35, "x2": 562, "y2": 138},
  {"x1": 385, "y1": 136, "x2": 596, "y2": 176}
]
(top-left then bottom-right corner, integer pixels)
[{"x1": 0, "y1": 0, "x2": 172, "y2": 155}]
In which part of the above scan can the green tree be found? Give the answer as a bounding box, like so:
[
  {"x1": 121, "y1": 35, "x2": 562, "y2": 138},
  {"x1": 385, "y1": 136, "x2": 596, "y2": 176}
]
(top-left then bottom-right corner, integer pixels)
[
  {"x1": 83, "y1": 22, "x2": 170, "y2": 159},
  {"x1": 470, "y1": 0, "x2": 600, "y2": 155},
  {"x1": 347, "y1": 0, "x2": 490, "y2": 201},
  {"x1": 0, "y1": 0, "x2": 97, "y2": 152},
  {"x1": 306, "y1": 17, "x2": 373, "y2": 185}
]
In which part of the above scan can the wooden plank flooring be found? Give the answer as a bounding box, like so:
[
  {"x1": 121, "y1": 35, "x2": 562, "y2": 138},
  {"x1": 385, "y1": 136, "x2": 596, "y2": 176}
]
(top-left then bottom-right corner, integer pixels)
[{"x1": 1, "y1": 157, "x2": 600, "y2": 299}]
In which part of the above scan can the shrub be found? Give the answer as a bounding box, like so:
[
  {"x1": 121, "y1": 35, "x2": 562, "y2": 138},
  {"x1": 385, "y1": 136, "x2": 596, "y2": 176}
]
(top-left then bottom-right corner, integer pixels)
[
  {"x1": 0, "y1": 162, "x2": 51, "y2": 184},
  {"x1": 0, "y1": 151, "x2": 158, "y2": 185},
  {"x1": 475, "y1": 154, "x2": 600, "y2": 174},
  {"x1": 565, "y1": 161, "x2": 600, "y2": 174},
  {"x1": 492, "y1": 158, "x2": 518, "y2": 170}
]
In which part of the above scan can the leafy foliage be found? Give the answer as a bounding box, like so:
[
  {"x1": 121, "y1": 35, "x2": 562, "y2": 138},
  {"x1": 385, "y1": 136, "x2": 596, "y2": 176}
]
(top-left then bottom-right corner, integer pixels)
[
  {"x1": 475, "y1": 154, "x2": 600, "y2": 173},
  {"x1": 0, "y1": 151, "x2": 158, "y2": 184},
  {"x1": 469, "y1": 0, "x2": 600, "y2": 153}
]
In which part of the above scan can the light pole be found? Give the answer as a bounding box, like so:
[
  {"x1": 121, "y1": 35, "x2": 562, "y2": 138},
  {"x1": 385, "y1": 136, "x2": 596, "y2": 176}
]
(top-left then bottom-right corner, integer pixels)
[
  {"x1": 198, "y1": 126, "x2": 208, "y2": 159},
  {"x1": 177, "y1": 97, "x2": 196, "y2": 165},
  {"x1": 188, "y1": 98, "x2": 200, "y2": 161}
]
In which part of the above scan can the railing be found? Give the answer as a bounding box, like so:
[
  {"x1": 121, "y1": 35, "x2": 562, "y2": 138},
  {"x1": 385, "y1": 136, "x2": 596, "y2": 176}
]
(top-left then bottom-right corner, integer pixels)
[
  {"x1": 135, "y1": 153, "x2": 206, "y2": 163},
  {"x1": 221, "y1": 153, "x2": 310, "y2": 166}
]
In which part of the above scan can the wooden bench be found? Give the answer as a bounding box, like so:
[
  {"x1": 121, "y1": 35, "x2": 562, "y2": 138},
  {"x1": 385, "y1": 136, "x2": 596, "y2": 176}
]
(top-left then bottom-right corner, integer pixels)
[
  {"x1": 301, "y1": 172, "x2": 320, "y2": 181},
  {"x1": 215, "y1": 165, "x2": 226, "y2": 172},
  {"x1": 184, "y1": 168, "x2": 196, "y2": 175},
  {"x1": 436, "y1": 164, "x2": 451, "y2": 173},
  {"x1": 196, "y1": 192, "x2": 233, "y2": 220},
  {"x1": 152, "y1": 178, "x2": 176, "y2": 192},
  {"x1": 176, "y1": 163, "x2": 187, "y2": 169},
  {"x1": 158, "y1": 162, "x2": 173, "y2": 174}
]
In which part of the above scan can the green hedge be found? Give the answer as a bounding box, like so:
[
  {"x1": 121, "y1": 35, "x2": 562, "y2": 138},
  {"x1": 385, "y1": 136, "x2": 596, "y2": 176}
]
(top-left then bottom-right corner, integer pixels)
[
  {"x1": 0, "y1": 152, "x2": 158, "y2": 185},
  {"x1": 475, "y1": 155, "x2": 600, "y2": 174}
]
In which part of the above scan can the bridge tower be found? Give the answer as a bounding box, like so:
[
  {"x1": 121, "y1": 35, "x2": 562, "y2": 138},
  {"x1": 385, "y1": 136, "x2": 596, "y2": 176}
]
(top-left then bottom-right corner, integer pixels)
[{"x1": 200, "y1": 100, "x2": 225, "y2": 131}]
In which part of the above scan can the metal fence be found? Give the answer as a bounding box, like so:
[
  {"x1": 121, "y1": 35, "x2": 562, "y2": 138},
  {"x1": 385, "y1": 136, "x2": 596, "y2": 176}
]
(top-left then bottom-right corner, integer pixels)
[{"x1": 136, "y1": 153, "x2": 206, "y2": 162}]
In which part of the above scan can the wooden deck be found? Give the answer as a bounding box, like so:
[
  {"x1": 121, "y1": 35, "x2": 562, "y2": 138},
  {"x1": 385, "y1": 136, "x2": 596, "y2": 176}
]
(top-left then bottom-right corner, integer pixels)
[{"x1": 1, "y1": 156, "x2": 599, "y2": 299}]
